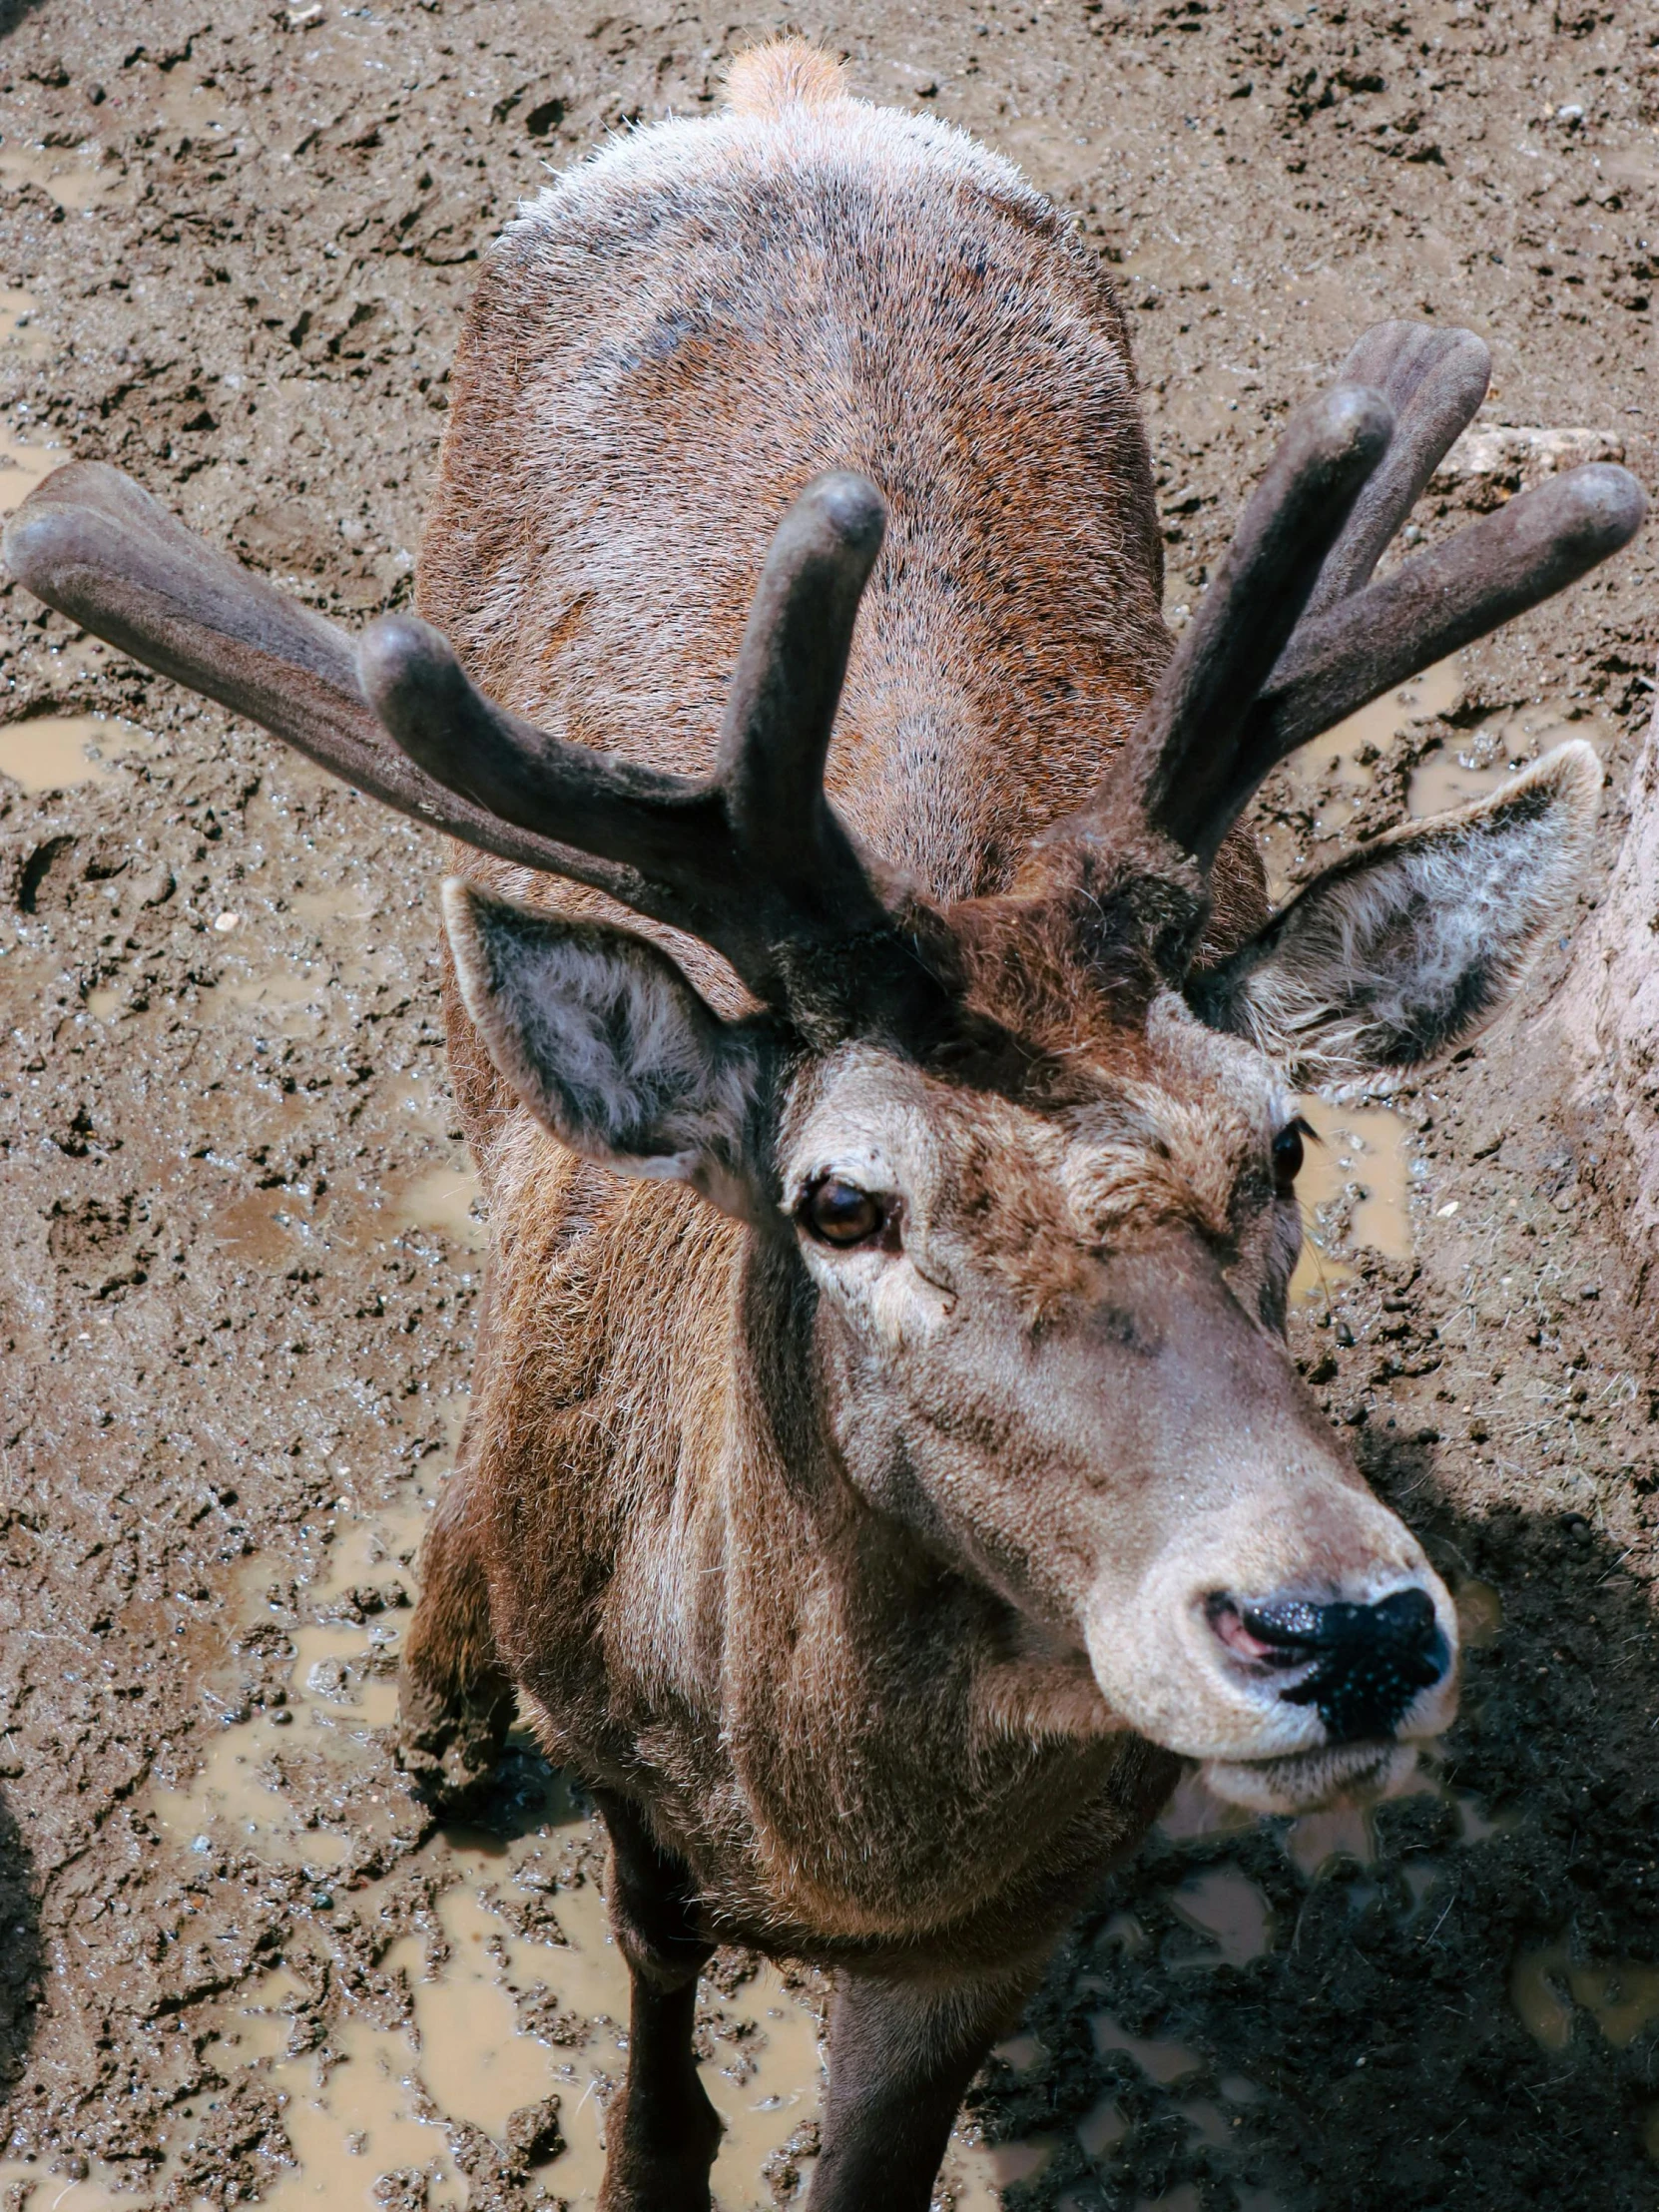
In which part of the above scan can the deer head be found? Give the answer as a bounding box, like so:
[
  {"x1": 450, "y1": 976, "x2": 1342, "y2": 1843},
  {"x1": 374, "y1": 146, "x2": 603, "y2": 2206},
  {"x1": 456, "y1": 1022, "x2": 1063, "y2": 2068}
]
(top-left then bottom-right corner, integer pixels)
[{"x1": 7, "y1": 322, "x2": 1643, "y2": 1813}]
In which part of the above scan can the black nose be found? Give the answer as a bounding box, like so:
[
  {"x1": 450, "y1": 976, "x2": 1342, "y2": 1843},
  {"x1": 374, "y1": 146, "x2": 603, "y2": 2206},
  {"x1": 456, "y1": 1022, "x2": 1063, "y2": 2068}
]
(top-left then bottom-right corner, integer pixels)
[{"x1": 1236, "y1": 1588, "x2": 1449, "y2": 1742}]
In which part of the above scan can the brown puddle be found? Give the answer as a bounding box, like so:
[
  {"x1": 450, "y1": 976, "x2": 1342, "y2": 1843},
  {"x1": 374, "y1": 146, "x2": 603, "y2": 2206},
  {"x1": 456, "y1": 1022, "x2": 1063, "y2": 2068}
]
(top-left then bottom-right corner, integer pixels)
[
  {"x1": 212, "y1": 1192, "x2": 308, "y2": 1267},
  {"x1": 1160, "y1": 1752, "x2": 1503, "y2": 1887},
  {"x1": 1091, "y1": 2013, "x2": 1203, "y2": 2086},
  {"x1": 1283, "y1": 657, "x2": 1462, "y2": 837},
  {"x1": 0, "y1": 428, "x2": 65, "y2": 515},
  {"x1": 1408, "y1": 700, "x2": 1614, "y2": 819},
  {"x1": 1510, "y1": 1943, "x2": 1659, "y2": 2055},
  {"x1": 380, "y1": 1165, "x2": 488, "y2": 1253},
  {"x1": 204, "y1": 940, "x2": 408, "y2": 1025},
  {"x1": 151, "y1": 74, "x2": 244, "y2": 148},
  {"x1": 148, "y1": 1508, "x2": 432, "y2": 1876},
  {"x1": 1288, "y1": 1096, "x2": 1414, "y2": 1306},
  {"x1": 209, "y1": 970, "x2": 331, "y2": 1013},
  {"x1": 124, "y1": 1419, "x2": 1020, "y2": 2210},
  {"x1": 0, "y1": 284, "x2": 50, "y2": 360},
  {"x1": 1258, "y1": 658, "x2": 1460, "y2": 898},
  {"x1": 0, "y1": 132, "x2": 118, "y2": 208},
  {"x1": 288, "y1": 886, "x2": 386, "y2": 927},
  {"x1": 0, "y1": 711, "x2": 158, "y2": 794},
  {"x1": 1169, "y1": 1868, "x2": 1275, "y2": 1967},
  {"x1": 1454, "y1": 1577, "x2": 1504, "y2": 1650},
  {"x1": 1282, "y1": 1751, "x2": 1509, "y2": 1880},
  {"x1": 194, "y1": 1861, "x2": 828, "y2": 2212},
  {"x1": 1, "y1": 1451, "x2": 1488, "y2": 2210}
]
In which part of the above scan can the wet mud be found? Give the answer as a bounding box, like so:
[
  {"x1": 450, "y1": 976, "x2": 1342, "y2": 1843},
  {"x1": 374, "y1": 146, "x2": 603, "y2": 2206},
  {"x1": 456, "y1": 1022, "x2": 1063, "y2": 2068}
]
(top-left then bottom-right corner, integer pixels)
[{"x1": 1, "y1": 3, "x2": 1657, "y2": 2209}]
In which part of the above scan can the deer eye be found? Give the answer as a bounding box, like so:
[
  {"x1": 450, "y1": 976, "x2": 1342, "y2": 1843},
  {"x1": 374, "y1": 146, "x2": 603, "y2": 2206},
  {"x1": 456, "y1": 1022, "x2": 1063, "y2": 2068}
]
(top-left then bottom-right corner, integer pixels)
[
  {"x1": 1272, "y1": 1116, "x2": 1315, "y2": 1198},
  {"x1": 802, "y1": 1177, "x2": 888, "y2": 1248}
]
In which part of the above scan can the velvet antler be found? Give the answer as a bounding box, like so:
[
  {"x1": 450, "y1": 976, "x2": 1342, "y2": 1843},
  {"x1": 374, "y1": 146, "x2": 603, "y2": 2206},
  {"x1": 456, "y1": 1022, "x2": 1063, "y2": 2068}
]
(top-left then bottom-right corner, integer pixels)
[
  {"x1": 1056, "y1": 320, "x2": 1646, "y2": 878},
  {"x1": 358, "y1": 473, "x2": 896, "y2": 996},
  {"x1": 4, "y1": 463, "x2": 901, "y2": 1000}
]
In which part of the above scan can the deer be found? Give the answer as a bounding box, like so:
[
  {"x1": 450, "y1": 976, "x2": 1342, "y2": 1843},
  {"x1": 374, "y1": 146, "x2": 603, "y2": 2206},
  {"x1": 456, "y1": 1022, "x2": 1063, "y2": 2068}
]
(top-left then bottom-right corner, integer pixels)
[{"x1": 6, "y1": 40, "x2": 1645, "y2": 2212}]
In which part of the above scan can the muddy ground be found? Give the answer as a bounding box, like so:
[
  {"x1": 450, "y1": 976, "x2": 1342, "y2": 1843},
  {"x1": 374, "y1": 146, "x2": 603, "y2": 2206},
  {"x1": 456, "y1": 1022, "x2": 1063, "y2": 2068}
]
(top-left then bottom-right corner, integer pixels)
[{"x1": 1, "y1": 1, "x2": 1658, "y2": 2207}]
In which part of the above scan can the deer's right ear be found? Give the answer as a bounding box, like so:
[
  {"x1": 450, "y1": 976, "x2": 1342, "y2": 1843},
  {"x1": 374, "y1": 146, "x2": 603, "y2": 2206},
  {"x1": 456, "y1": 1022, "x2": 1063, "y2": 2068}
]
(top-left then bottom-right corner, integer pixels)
[{"x1": 442, "y1": 880, "x2": 768, "y2": 1220}]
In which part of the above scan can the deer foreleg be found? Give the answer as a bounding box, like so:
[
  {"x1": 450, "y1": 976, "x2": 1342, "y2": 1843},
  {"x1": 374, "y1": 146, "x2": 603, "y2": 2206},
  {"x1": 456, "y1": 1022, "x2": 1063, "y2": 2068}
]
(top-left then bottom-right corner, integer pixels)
[
  {"x1": 397, "y1": 1470, "x2": 514, "y2": 1801},
  {"x1": 806, "y1": 1962, "x2": 1041, "y2": 2212},
  {"x1": 593, "y1": 1790, "x2": 722, "y2": 2212},
  {"x1": 397, "y1": 1282, "x2": 515, "y2": 1803}
]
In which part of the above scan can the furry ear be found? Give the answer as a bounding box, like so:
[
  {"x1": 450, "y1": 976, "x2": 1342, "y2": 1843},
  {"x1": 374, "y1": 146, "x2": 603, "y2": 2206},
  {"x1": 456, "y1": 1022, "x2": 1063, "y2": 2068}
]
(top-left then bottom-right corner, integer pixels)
[
  {"x1": 1190, "y1": 742, "x2": 1600, "y2": 1080},
  {"x1": 442, "y1": 879, "x2": 767, "y2": 1218}
]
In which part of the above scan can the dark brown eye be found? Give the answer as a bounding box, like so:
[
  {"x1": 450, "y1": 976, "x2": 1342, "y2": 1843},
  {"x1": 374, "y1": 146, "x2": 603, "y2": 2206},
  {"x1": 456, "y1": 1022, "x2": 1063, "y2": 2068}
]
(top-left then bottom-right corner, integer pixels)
[
  {"x1": 803, "y1": 1177, "x2": 887, "y2": 1248},
  {"x1": 1273, "y1": 1116, "x2": 1315, "y2": 1197}
]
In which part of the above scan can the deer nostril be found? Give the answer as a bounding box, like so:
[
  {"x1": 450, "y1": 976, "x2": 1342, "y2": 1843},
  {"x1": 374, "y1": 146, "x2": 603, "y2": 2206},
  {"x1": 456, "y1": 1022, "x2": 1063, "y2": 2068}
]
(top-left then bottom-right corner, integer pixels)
[{"x1": 1210, "y1": 1587, "x2": 1449, "y2": 1743}]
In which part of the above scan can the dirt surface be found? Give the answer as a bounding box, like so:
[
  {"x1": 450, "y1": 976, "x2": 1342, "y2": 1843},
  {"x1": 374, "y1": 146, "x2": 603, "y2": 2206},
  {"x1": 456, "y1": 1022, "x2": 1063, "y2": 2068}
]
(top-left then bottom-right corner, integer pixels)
[{"x1": 2, "y1": 2, "x2": 1658, "y2": 2208}]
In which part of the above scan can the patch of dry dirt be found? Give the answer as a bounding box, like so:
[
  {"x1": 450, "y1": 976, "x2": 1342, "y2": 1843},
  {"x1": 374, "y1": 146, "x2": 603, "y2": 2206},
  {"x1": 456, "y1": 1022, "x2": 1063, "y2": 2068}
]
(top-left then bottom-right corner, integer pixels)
[{"x1": 0, "y1": 3, "x2": 1656, "y2": 2209}]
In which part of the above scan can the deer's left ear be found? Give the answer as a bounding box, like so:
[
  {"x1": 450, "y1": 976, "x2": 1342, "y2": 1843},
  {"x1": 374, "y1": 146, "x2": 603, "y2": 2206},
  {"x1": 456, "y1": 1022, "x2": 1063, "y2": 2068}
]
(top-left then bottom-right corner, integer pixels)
[
  {"x1": 442, "y1": 879, "x2": 770, "y2": 1221},
  {"x1": 1189, "y1": 741, "x2": 1600, "y2": 1080}
]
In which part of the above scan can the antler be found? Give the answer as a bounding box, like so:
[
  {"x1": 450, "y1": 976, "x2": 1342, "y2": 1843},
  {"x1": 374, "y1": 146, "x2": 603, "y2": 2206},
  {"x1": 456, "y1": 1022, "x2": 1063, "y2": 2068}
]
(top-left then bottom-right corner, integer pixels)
[
  {"x1": 1125, "y1": 382, "x2": 1397, "y2": 861},
  {"x1": 10, "y1": 319, "x2": 1645, "y2": 1011},
  {"x1": 359, "y1": 473, "x2": 897, "y2": 996},
  {"x1": 1302, "y1": 321, "x2": 1494, "y2": 617},
  {"x1": 4, "y1": 462, "x2": 903, "y2": 1001},
  {"x1": 1, "y1": 461, "x2": 675, "y2": 914},
  {"x1": 1063, "y1": 320, "x2": 1647, "y2": 875}
]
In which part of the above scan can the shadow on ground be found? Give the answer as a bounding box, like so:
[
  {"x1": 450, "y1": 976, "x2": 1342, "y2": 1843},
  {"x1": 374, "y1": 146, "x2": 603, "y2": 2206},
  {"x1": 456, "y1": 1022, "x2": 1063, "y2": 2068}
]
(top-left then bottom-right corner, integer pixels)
[
  {"x1": 971, "y1": 1453, "x2": 1659, "y2": 2212},
  {"x1": 0, "y1": 1783, "x2": 42, "y2": 2099},
  {"x1": 0, "y1": 0, "x2": 54, "y2": 41}
]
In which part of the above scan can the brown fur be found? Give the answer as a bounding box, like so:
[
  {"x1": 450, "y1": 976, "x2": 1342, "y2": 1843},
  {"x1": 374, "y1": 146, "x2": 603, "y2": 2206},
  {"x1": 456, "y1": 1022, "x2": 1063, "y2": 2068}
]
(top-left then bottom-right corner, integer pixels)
[
  {"x1": 429, "y1": 35, "x2": 1360, "y2": 1953},
  {"x1": 0, "y1": 37, "x2": 1608, "y2": 2207},
  {"x1": 390, "y1": 47, "x2": 1591, "y2": 2209},
  {"x1": 406, "y1": 41, "x2": 1257, "y2": 1966}
]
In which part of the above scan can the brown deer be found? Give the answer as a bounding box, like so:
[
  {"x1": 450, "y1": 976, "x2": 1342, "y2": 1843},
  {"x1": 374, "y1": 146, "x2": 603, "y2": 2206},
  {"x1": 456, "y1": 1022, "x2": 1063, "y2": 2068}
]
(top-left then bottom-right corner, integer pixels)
[{"x1": 8, "y1": 42, "x2": 1645, "y2": 2212}]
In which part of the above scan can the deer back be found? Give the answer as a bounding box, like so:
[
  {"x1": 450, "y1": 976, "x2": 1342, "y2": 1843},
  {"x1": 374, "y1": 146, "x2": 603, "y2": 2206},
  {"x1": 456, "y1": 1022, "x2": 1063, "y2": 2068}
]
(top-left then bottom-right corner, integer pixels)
[{"x1": 417, "y1": 66, "x2": 1168, "y2": 947}]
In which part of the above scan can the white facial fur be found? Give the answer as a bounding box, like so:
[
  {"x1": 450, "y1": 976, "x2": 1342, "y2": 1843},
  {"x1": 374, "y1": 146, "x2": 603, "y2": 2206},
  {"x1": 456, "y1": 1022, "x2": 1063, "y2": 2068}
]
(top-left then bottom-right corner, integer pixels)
[{"x1": 779, "y1": 1005, "x2": 1457, "y2": 1807}]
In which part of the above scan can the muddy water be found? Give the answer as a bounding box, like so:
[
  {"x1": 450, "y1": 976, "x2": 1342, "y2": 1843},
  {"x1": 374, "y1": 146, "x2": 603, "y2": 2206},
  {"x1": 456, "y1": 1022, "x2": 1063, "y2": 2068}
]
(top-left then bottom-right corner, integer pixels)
[
  {"x1": 1510, "y1": 1943, "x2": 1659, "y2": 2056},
  {"x1": 1283, "y1": 657, "x2": 1463, "y2": 838},
  {"x1": 130, "y1": 1428, "x2": 1016, "y2": 2212},
  {"x1": 1170, "y1": 1867, "x2": 1274, "y2": 1967},
  {"x1": 200, "y1": 1863, "x2": 832, "y2": 2212},
  {"x1": 0, "y1": 425, "x2": 63, "y2": 514},
  {"x1": 1288, "y1": 1096, "x2": 1414, "y2": 1305},
  {"x1": 0, "y1": 130, "x2": 116, "y2": 209},
  {"x1": 1408, "y1": 701, "x2": 1615, "y2": 818},
  {"x1": 0, "y1": 711, "x2": 158, "y2": 793},
  {"x1": 0, "y1": 284, "x2": 50, "y2": 359},
  {"x1": 200, "y1": 904, "x2": 490, "y2": 1250},
  {"x1": 149, "y1": 1486, "x2": 436, "y2": 1875},
  {"x1": 389, "y1": 1166, "x2": 488, "y2": 1252}
]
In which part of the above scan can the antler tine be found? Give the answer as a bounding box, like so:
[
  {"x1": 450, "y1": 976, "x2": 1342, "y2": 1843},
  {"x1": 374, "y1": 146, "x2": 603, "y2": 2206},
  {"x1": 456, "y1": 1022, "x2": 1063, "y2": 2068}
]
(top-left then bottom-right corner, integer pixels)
[
  {"x1": 363, "y1": 472, "x2": 896, "y2": 994},
  {"x1": 715, "y1": 472, "x2": 887, "y2": 921},
  {"x1": 1128, "y1": 384, "x2": 1394, "y2": 851},
  {"x1": 1252, "y1": 461, "x2": 1647, "y2": 781},
  {"x1": 2, "y1": 462, "x2": 658, "y2": 909},
  {"x1": 358, "y1": 618, "x2": 726, "y2": 892},
  {"x1": 1302, "y1": 321, "x2": 1491, "y2": 619},
  {"x1": 8, "y1": 461, "x2": 381, "y2": 781},
  {"x1": 5, "y1": 460, "x2": 898, "y2": 1002}
]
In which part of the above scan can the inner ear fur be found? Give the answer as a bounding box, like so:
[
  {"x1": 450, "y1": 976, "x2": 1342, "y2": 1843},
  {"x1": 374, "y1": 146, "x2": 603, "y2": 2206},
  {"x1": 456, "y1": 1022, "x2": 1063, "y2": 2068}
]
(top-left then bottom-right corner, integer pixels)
[
  {"x1": 442, "y1": 879, "x2": 769, "y2": 1219},
  {"x1": 1189, "y1": 741, "x2": 1600, "y2": 1080}
]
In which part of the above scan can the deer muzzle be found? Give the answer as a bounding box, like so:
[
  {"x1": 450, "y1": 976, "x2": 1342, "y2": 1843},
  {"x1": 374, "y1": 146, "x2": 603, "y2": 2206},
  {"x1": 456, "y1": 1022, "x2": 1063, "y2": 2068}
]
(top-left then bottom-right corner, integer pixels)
[{"x1": 1079, "y1": 1486, "x2": 1460, "y2": 1815}]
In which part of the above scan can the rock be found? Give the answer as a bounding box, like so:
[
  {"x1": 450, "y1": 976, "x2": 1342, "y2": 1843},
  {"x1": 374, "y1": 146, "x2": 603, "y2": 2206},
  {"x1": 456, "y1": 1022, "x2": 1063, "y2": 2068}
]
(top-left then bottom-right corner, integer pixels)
[
  {"x1": 1433, "y1": 424, "x2": 1626, "y2": 492},
  {"x1": 1557, "y1": 685, "x2": 1659, "y2": 1278}
]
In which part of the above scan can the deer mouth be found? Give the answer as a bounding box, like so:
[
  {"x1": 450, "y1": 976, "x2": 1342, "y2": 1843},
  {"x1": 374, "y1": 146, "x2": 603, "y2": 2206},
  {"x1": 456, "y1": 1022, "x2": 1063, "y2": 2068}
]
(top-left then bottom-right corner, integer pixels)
[
  {"x1": 1204, "y1": 1587, "x2": 1452, "y2": 1746},
  {"x1": 1199, "y1": 1738, "x2": 1420, "y2": 1816}
]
